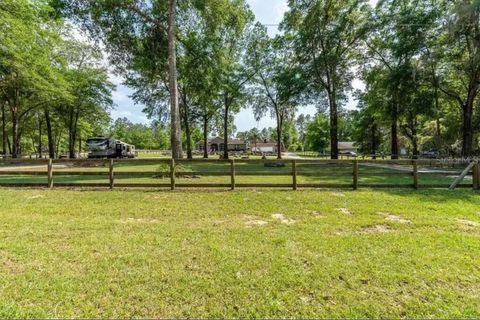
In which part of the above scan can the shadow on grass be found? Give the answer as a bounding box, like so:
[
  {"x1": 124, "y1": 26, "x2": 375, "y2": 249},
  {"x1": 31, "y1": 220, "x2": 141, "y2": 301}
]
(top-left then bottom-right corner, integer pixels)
[{"x1": 361, "y1": 188, "x2": 480, "y2": 203}]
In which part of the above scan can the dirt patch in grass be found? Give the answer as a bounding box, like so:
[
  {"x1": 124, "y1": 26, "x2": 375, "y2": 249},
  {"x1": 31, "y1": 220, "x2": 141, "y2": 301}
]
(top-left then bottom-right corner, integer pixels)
[
  {"x1": 334, "y1": 225, "x2": 391, "y2": 236},
  {"x1": 379, "y1": 213, "x2": 411, "y2": 224},
  {"x1": 243, "y1": 214, "x2": 268, "y2": 227},
  {"x1": 331, "y1": 192, "x2": 346, "y2": 197},
  {"x1": 310, "y1": 211, "x2": 325, "y2": 218},
  {"x1": 337, "y1": 208, "x2": 351, "y2": 215},
  {"x1": 360, "y1": 224, "x2": 392, "y2": 234},
  {"x1": 213, "y1": 220, "x2": 226, "y2": 226},
  {"x1": 119, "y1": 217, "x2": 160, "y2": 224},
  {"x1": 26, "y1": 195, "x2": 45, "y2": 200},
  {"x1": 245, "y1": 220, "x2": 268, "y2": 226},
  {"x1": 2, "y1": 257, "x2": 24, "y2": 274},
  {"x1": 457, "y1": 219, "x2": 478, "y2": 227},
  {"x1": 271, "y1": 213, "x2": 296, "y2": 225}
]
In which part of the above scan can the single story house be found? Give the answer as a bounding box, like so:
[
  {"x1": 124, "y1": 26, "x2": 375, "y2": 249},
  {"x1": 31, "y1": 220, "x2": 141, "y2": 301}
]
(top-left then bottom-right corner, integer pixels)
[
  {"x1": 197, "y1": 137, "x2": 248, "y2": 153},
  {"x1": 338, "y1": 141, "x2": 359, "y2": 154},
  {"x1": 251, "y1": 142, "x2": 279, "y2": 154}
]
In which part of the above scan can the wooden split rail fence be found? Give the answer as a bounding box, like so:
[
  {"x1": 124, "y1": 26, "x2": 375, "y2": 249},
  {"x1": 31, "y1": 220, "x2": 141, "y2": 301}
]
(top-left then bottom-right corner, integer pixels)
[{"x1": 0, "y1": 158, "x2": 478, "y2": 190}]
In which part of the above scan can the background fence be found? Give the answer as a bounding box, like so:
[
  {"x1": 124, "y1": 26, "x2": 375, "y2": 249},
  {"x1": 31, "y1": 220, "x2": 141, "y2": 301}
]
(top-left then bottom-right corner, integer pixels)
[{"x1": 0, "y1": 158, "x2": 478, "y2": 190}]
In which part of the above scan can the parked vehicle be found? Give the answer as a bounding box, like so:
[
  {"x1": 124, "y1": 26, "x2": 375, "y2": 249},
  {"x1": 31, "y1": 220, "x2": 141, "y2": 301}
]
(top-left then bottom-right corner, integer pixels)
[
  {"x1": 86, "y1": 137, "x2": 136, "y2": 158},
  {"x1": 421, "y1": 150, "x2": 439, "y2": 159},
  {"x1": 340, "y1": 151, "x2": 357, "y2": 157}
]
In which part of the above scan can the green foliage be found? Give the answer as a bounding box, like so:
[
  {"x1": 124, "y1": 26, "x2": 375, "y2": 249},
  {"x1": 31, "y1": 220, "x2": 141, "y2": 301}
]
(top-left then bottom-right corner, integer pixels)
[
  {"x1": 2, "y1": 0, "x2": 480, "y2": 160},
  {"x1": 249, "y1": 30, "x2": 302, "y2": 157},
  {"x1": 281, "y1": 119, "x2": 300, "y2": 151},
  {"x1": 0, "y1": 0, "x2": 114, "y2": 158},
  {"x1": 0, "y1": 0, "x2": 70, "y2": 156},
  {"x1": 351, "y1": 96, "x2": 384, "y2": 156},
  {"x1": 305, "y1": 113, "x2": 329, "y2": 153},
  {"x1": 283, "y1": 0, "x2": 371, "y2": 158},
  {"x1": 295, "y1": 114, "x2": 311, "y2": 151},
  {"x1": 354, "y1": 0, "x2": 480, "y2": 157},
  {"x1": 110, "y1": 118, "x2": 169, "y2": 149}
]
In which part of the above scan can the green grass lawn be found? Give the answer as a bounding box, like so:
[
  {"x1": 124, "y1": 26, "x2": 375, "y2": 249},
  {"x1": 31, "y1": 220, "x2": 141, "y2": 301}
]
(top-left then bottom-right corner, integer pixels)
[{"x1": 0, "y1": 188, "x2": 479, "y2": 317}]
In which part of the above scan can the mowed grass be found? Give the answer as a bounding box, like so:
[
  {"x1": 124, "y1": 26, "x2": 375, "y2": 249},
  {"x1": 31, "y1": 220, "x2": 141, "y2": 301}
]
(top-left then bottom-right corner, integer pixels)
[{"x1": 0, "y1": 189, "x2": 480, "y2": 317}]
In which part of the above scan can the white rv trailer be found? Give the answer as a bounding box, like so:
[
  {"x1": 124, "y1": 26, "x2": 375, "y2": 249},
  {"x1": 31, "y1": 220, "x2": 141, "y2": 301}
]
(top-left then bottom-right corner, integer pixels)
[{"x1": 86, "y1": 137, "x2": 136, "y2": 159}]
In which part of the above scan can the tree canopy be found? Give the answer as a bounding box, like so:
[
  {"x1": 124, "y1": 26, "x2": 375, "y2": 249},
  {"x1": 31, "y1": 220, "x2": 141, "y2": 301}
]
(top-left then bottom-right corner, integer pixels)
[{"x1": 1, "y1": 0, "x2": 479, "y2": 159}]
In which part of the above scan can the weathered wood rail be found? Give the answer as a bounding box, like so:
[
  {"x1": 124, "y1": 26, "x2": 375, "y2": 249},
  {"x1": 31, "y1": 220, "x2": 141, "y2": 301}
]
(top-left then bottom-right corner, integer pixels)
[{"x1": 0, "y1": 158, "x2": 478, "y2": 190}]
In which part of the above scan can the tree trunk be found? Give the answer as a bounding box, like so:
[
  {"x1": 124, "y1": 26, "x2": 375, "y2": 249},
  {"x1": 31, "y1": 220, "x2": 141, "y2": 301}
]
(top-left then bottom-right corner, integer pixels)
[
  {"x1": 435, "y1": 118, "x2": 441, "y2": 151},
  {"x1": 371, "y1": 123, "x2": 377, "y2": 160},
  {"x1": 7, "y1": 136, "x2": 11, "y2": 155},
  {"x1": 182, "y1": 106, "x2": 193, "y2": 160},
  {"x1": 461, "y1": 103, "x2": 473, "y2": 158},
  {"x1": 412, "y1": 139, "x2": 418, "y2": 159},
  {"x1": 68, "y1": 128, "x2": 76, "y2": 159},
  {"x1": 16, "y1": 132, "x2": 21, "y2": 156},
  {"x1": 45, "y1": 109, "x2": 55, "y2": 159},
  {"x1": 68, "y1": 110, "x2": 76, "y2": 159},
  {"x1": 1, "y1": 103, "x2": 7, "y2": 156},
  {"x1": 329, "y1": 92, "x2": 338, "y2": 160},
  {"x1": 390, "y1": 101, "x2": 399, "y2": 159},
  {"x1": 55, "y1": 131, "x2": 62, "y2": 157},
  {"x1": 391, "y1": 119, "x2": 398, "y2": 160},
  {"x1": 460, "y1": 85, "x2": 478, "y2": 158},
  {"x1": 11, "y1": 113, "x2": 19, "y2": 158},
  {"x1": 78, "y1": 135, "x2": 82, "y2": 156},
  {"x1": 275, "y1": 112, "x2": 282, "y2": 159},
  {"x1": 68, "y1": 123, "x2": 77, "y2": 159},
  {"x1": 168, "y1": 0, "x2": 183, "y2": 160},
  {"x1": 434, "y1": 86, "x2": 442, "y2": 151},
  {"x1": 67, "y1": 107, "x2": 81, "y2": 159},
  {"x1": 38, "y1": 116, "x2": 42, "y2": 159},
  {"x1": 223, "y1": 100, "x2": 229, "y2": 160},
  {"x1": 67, "y1": 107, "x2": 74, "y2": 158},
  {"x1": 412, "y1": 124, "x2": 418, "y2": 160},
  {"x1": 203, "y1": 115, "x2": 208, "y2": 159}
]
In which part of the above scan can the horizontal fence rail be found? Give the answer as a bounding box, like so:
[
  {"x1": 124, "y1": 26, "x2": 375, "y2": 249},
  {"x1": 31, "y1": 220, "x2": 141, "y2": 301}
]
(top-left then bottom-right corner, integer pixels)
[{"x1": 0, "y1": 158, "x2": 478, "y2": 190}]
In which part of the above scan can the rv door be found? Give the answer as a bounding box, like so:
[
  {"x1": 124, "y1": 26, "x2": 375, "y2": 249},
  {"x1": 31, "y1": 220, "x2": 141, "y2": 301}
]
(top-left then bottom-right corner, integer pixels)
[{"x1": 116, "y1": 143, "x2": 122, "y2": 158}]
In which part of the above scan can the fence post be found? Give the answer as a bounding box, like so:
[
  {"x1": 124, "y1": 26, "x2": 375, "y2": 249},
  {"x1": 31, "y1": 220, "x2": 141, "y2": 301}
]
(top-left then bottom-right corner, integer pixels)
[
  {"x1": 473, "y1": 161, "x2": 479, "y2": 190},
  {"x1": 292, "y1": 160, "x2": 297, "y2": 191},
  {"x1": 450, "y1": 161, "x2": 476, "y2": 190},
  {"x1": 352, "y1": 159, "x2": 358, "y2": 190},
  {"x1": 477, "y1": 161, "x2": 480, "y2": 191},
  {"x1": 413, "y1": 160, "x2": 418, "y2": 190},
  {"x1": 170, "y1": 158, "x2": 176, "y2": 190},
  {"x1": 109, "y1": 159, "x2": 114, "y2": 190},
  {"x1": 230, "y1": 159, "x2": 236, "y2": 190},
  {"x1": 47, "y1": 159, "x2": 53, "y2": 189}
]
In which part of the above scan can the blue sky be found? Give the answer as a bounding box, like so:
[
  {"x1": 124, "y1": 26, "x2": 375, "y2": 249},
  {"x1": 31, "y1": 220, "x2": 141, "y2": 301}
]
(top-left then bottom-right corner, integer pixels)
[{"x1": 109, "y1": 0, "x2": 369, "y2": 132}]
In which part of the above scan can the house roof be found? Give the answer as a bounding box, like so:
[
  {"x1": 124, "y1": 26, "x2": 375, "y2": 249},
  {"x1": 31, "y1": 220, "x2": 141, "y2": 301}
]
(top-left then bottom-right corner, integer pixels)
[
  {"x1": 230, "y1": 139, "x2": 247, "y2": 144},
  {"x1": 206, "y1": 137, "x2": 247, "y2": 144},
  {"x1": 209, "y1": 137, "x2": 224, "y2": 144},
  {"x1": 338, "y1": 141, "x2": 358, "y2": 150},
  {"x1": 253, "y1": 142, "x2": 277, "y2": 147}
]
